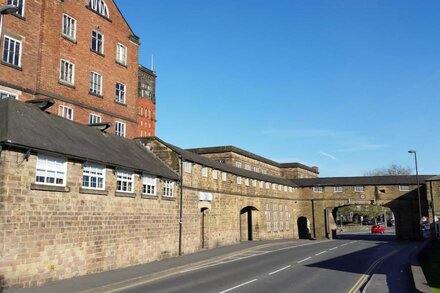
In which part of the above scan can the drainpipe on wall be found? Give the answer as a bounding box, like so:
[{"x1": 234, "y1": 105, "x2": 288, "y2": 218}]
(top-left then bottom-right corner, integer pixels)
[
  {"x1": 178, "y1": 155, "x2": 183, "y2": 256},
  {"x1": 429, "y1": 181, "x2": 438, "y2": 239}
]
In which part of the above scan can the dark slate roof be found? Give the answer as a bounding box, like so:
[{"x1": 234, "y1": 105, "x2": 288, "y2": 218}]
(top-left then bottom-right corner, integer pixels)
[
  {"x1": 427, "y1": 175, "x2": 440, "y2": 181},
  {"x1": 150, "y1": 137, "x2": 298, "y2": 187},
  {"x1": 187, "y1": 145, "x2": 319, "y2": 174},
  {"x1": 292, "y1": 175, "x2": 436, "y2": 187},
  {"x1": 0, "y1": 99, "x2": 179, "y2": 180}
]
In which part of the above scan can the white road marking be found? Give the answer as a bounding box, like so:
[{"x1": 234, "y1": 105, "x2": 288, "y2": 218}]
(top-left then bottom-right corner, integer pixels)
[
  {"x1": 297, "y1": 257, "x2": 312, "y2": 264},
  {"x1": 349, "y1": 241, "x2": 357, "y2": 244},
  {"x1": 268, "y1": 265, "x2": 291, "y2": 275},
  {"x1": 219, "y1": 279, "x2": 258, "y2": 293},
  {"x1": 340, "y1": 243, "x2": 348, "y2": 247},
  {"x1": 329, "y1": 247, "x2": 338, "y2": 251},
  {"x1": 315, "y1": 251, "x2": 327, "y2": 256}
]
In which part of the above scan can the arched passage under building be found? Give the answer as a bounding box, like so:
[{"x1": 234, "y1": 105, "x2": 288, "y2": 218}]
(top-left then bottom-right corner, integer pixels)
[
  {"x1": 240, "y1": 206, "x2": 259, "y2": 241},
  {"x1": 200, "y1": 207, "x2": 209, "y2": 249},
  {"x1": 327, "y1": 204, "x2": 396, "y2": 239},
  {"x1": 297, "y1": 216, "x2": 310, "y2": 239}
]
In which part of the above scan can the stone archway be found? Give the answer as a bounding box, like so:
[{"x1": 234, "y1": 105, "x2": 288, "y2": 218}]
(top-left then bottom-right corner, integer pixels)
[
  {"x1": 297, "y1": 216, "x2": 310, "y2": 239},
  {"x1": 240, "y1": 206, "x2": 259, "y2": 241}
]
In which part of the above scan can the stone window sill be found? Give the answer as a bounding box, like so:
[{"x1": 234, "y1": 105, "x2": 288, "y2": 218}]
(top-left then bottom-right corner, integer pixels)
[
  {"x1": 2, "y1": 62, "x2": 22, "y2": 71},
  {"x1": 79, "y1": 188, "x2": 108, "y2": 196},
  {"x1": 142, "y1": 194, "x2": 158, "y2": 200},
  {"x1": 89, "y1": 91, "x2": 103, "y2": 99},
  {"x1": 162, "y1": 196, "x2": 176, "y2": 201},
  {"x1": 115, "y1": 191, "x2": 136, "y2": 198},
  {"x1": 61, "y1": 34, "x2": 77, "y2": 44},
  {"x1": 114, "y1": 100, "x2": 127, "y2": 107},
  {"x1": 116, "y1": 61, "x2": 128, "y2": 68},
  {"x1": 90, "y1": 48, "x2": 105, "y2": 57},
  {"x1": 31, "y1": 183, "x2": 70, "y2": 193},
  {"x1": 58, "y1": 80, "x2": 75, "y2": 89}
]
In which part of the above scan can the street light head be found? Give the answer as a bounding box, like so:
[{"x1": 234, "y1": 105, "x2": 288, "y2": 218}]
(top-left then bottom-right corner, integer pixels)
[
  {"x1": 408, "y1": 150, "x2": 416, "y2": 154},
  {"x1": 0, "y1": 4, "x2": 19, "y2": 15}
]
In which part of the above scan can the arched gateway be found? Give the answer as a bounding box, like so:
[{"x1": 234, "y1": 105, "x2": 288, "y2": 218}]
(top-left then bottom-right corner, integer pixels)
[{"x1": 240, "y1": 206, "x2": 259, "y2": 241}]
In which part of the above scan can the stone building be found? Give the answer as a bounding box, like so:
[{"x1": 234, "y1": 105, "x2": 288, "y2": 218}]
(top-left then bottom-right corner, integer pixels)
[
  {"x1": 1, "y1": 99, "x2": 439, "y2": 290},
  {"x1": 0, "y1": 0, "x2": 156, "y2": 139}
]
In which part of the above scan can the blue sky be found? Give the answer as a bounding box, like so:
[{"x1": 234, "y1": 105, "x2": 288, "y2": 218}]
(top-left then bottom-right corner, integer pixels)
[{"x1": 117, "y1": 0, "x2": 440, "y2": 177}]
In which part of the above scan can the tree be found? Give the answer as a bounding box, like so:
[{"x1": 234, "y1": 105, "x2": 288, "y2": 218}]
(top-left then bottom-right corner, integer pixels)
[{"x1": 364, "y1": 163, "x2": 412, "y2": 176}]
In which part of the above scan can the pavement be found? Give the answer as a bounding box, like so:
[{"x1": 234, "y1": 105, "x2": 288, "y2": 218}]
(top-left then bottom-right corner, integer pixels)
[{"x1": 10, "y1": 239, "x2": 309, "y2": 293}]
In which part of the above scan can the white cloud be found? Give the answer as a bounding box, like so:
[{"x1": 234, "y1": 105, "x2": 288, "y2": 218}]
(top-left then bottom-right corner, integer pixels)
[
  {"x1": 337, "y1": 143, "x2": 387, "y2": 152},
  {"x1": 319, "y1": 151, "x2": 337, "y2": 161}
]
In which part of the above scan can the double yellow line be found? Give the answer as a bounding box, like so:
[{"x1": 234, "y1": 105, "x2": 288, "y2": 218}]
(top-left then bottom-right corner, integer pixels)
[{"x1": 348, "y1": 249, "x2": 398, "y2": 293}]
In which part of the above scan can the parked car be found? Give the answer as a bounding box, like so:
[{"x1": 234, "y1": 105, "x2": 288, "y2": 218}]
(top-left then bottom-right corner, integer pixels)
[{"x1": 371, "y1": 225, "x2": 385, "y2": 234}]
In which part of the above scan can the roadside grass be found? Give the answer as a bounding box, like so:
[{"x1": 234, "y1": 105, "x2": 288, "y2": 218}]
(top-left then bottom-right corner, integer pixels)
[{"x1": 421, "y1": 240, "x2": 440, "y2": 293}]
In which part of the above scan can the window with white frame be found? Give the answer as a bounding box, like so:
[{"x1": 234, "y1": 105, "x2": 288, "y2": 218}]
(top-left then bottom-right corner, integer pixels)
[
  {"x1": 142, "y1": 175, "x2": 156, "y2": 195},
  {"x1": 163, "y1": 180, "x2": 174, "y2": 197},
  {"x1": 334, "y1": 186, "x2": 344, "y2": 193},
  {"x1": 7, "y1": 0, "x2": 25, "y2": 17},
  {"x1": 115, "y1": 121, "x2": 125, "y2": 137},
  {"x1": 115, "y1": 82, "x2": 126, "y2": 103},
  {"x1": 354, "y1": 186, "x2": 364, "y2": 192},
  {"x1": 35, "y1": 155, "x2": 67, "y2": 186},
  {"x1": 289, "y1": 187, "x2": 293, "y2": 192},
  {"x1": 82, "y1": 164, "x2": 105, "y2": 190},
  {"x1": 272, "y1": 184, "x2": 276, "y2": 190},
  {"x1": 222, "y1": 172, "x2": 227, "y2": 181},
  {"x1": 259, "y1": 181, "x2": 263, "y2": 188},
  {"x1": 0, "y1": 90, "x2": 17, "y2": 100},
  {"x1": 313, "y1": 186, "x2": 323, "y2": 193},
  {"x1": 261, "y1": 169, "x2": 267, "y2": 175},
  {"x1": 62, "y1": 14, "x2": 76, "y2": 40},
  {"x1": 60, "y1": 59, "x2": 75, "y2": 85},
  {"x1": 89, "y1": 113, "x2": 101, "y2": 124},
  {"x1": 116, "y1": 170, "x2": 134, "y2": 193},
  {"x1": 88, "y1": 0, "x2": 109, "y2": 18},
  {"x1": 265, "y1": 182, "x2": 270, "y2": 189},
  {"x1": 116, "y1": 43, "x2": 127, "y2": 65},
  {"x1": 91, "y1": 30, "x2": 104, "y2": 54},
  {"x1": 399, "y1": 185, "x2": 410, "y2": 192},
  {"x1": 278, "y1": 185, "x2": 282, "y2": 191},
  {"x1": 59, "y1": 105, "x2": 73, "y2": 120},
  {"x1": 245, "y1": 178, "x2": 249, "y2": 186},
  {"x1": 252, "y1": 180, "x2": 257, "y2": 187},
  {"x1": 284, "y1": 186, "x2": 287, "y2": 192},
  {"x1": 201, "y1": 167, "x2": 208, "y2": 177},
  {"x1": 2, "y1": 36, "x2": 22, "y2": 67},
  {"x1": 235, "y1": 161, "x2": 242, "y2": 168},
  {"x1": 254, "y1": 167, "x2": 260, "y2": 173},
  {"x1": 237, "y1": 176, "x2": 242, "y2": 185},
  {"x1": 245, "y1": 164, "x2": 251, "y2": 170},
  {"x1": 212, "y1": 170, "x2": 218, "y2": 180},
  {"x1": 183, "y1": 161, "x2": 192, "y2": 173},
  {"x1": 90, "y1": 71, "x2": 102, "y2": 95}
]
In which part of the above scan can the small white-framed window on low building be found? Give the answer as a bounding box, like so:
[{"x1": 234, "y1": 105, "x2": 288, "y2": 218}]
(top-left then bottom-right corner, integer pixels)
[
  {"x1": 82, "y1": 164, "x2": 105, "y2": 190},
  {"x1": 115, "y1": 82, "x2": 126, "y2": 104},
  {"x1": 212, "y1": 170, "x2": 218, "y2": 180},
  {"x1": 2, "y1": 36, "x2": 22, "y2": 67},
  {"x1": 7, "y1": 0, "x2": 25, "y2": 17},
  {"x1": 201, "y1": 167, "x2": 208, "y2": 177},
  {"x1": 62, "y1": 14, "x2": 76, "y2": 40},
  {"x1": 265, "y1": 182, "x2": 270, "y2": 189},
  {"x1": 284, "y1": 186, "x2": 288, "y2": 192},
  {"x1": 60, "y1": 59, "x2": 75, "y2": 85},
  {"x1": 58, "y1": 105, "x2": 74, "y2": 120},
  {"x1": 116, "y1": 43, "x2": 127, "y2": 65},
  {"x1": 259, "y1": 181, "x2": 263, "y2": 188},
  {"x1": 313, "y1": 186, "x2": 323, "y2": 193},
  {"x1": 116, "y1": 170, "x2": 134, "y2": 193},
  {"x1": 183, "y1": 161, "x2": 192, "y2": 173},
  {"x1": 91, "y1": 30, "x2": 104, "y2": 54},
  {"x1": 334, "y1": 186, "x2": 344, "y2": 193},
  {"x1": 235, "y1": 161, "x2": 242, "y2": 168},
  {"x1": 354, "y1": 186, "x2": 365, "y2": 192},
  {"x1": 237, "y1": 176, "x2": 242, "y2": 185},
  {"x1": 89, "y1": 113, "x2": 102, "y2": 124},
  {"x1": 0, "y1": 90, "x2": 17, "y2": 100},
  {"x1": 90, "y1": 71, "x2": 102, "y2": 95},
  {"x1": 221, "y1": 172, "x2": 227, "y2": 181},
  {"x1": 252, "y1": 180, "x2": 257, "y2": 187},
  {"x1": 245, "y1": 178, "x2": 249, "y2": 186},
  {"x1": 114, "y1": 121, "x2": 126, "y2": 137},
  {"x1": 35, "y1": 154, "x2": 67, "y2": 186},
  {"x1": 142, "y1": 175, "x2": 156, "y2": 195},
  {"x1": 163, "y1": 180, "x2": 174, "y2": 197},
  {"x1": 399, "y1": 185, "x2": 410, "y2": 192}
]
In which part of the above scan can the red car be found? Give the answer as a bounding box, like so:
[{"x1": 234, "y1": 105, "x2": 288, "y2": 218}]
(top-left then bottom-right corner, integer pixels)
[{"x1": 371, "y1": 225, "x2": 385, "y2": 234}]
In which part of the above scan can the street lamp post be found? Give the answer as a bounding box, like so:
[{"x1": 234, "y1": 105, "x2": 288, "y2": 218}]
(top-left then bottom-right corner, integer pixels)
[
  {"x1": 0, "y1": 5, "x2": 19, "y2": 48},
  {"x1": 408, "y1": 149, "x2": 423, "y2": 239}
]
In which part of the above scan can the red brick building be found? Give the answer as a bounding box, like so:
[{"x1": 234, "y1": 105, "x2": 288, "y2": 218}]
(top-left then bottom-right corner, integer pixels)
[
  {"x1": 0, "y1": 0, "x2": 154, "y2": 138},
  {"x1": 137, "y1": 65, "x2": 156, "y2": 137}
]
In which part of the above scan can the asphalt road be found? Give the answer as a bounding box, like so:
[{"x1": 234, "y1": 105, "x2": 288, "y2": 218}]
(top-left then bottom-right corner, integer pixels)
[{"x1": 117, "y1": 231, "x2": 420, "y2": 293}]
